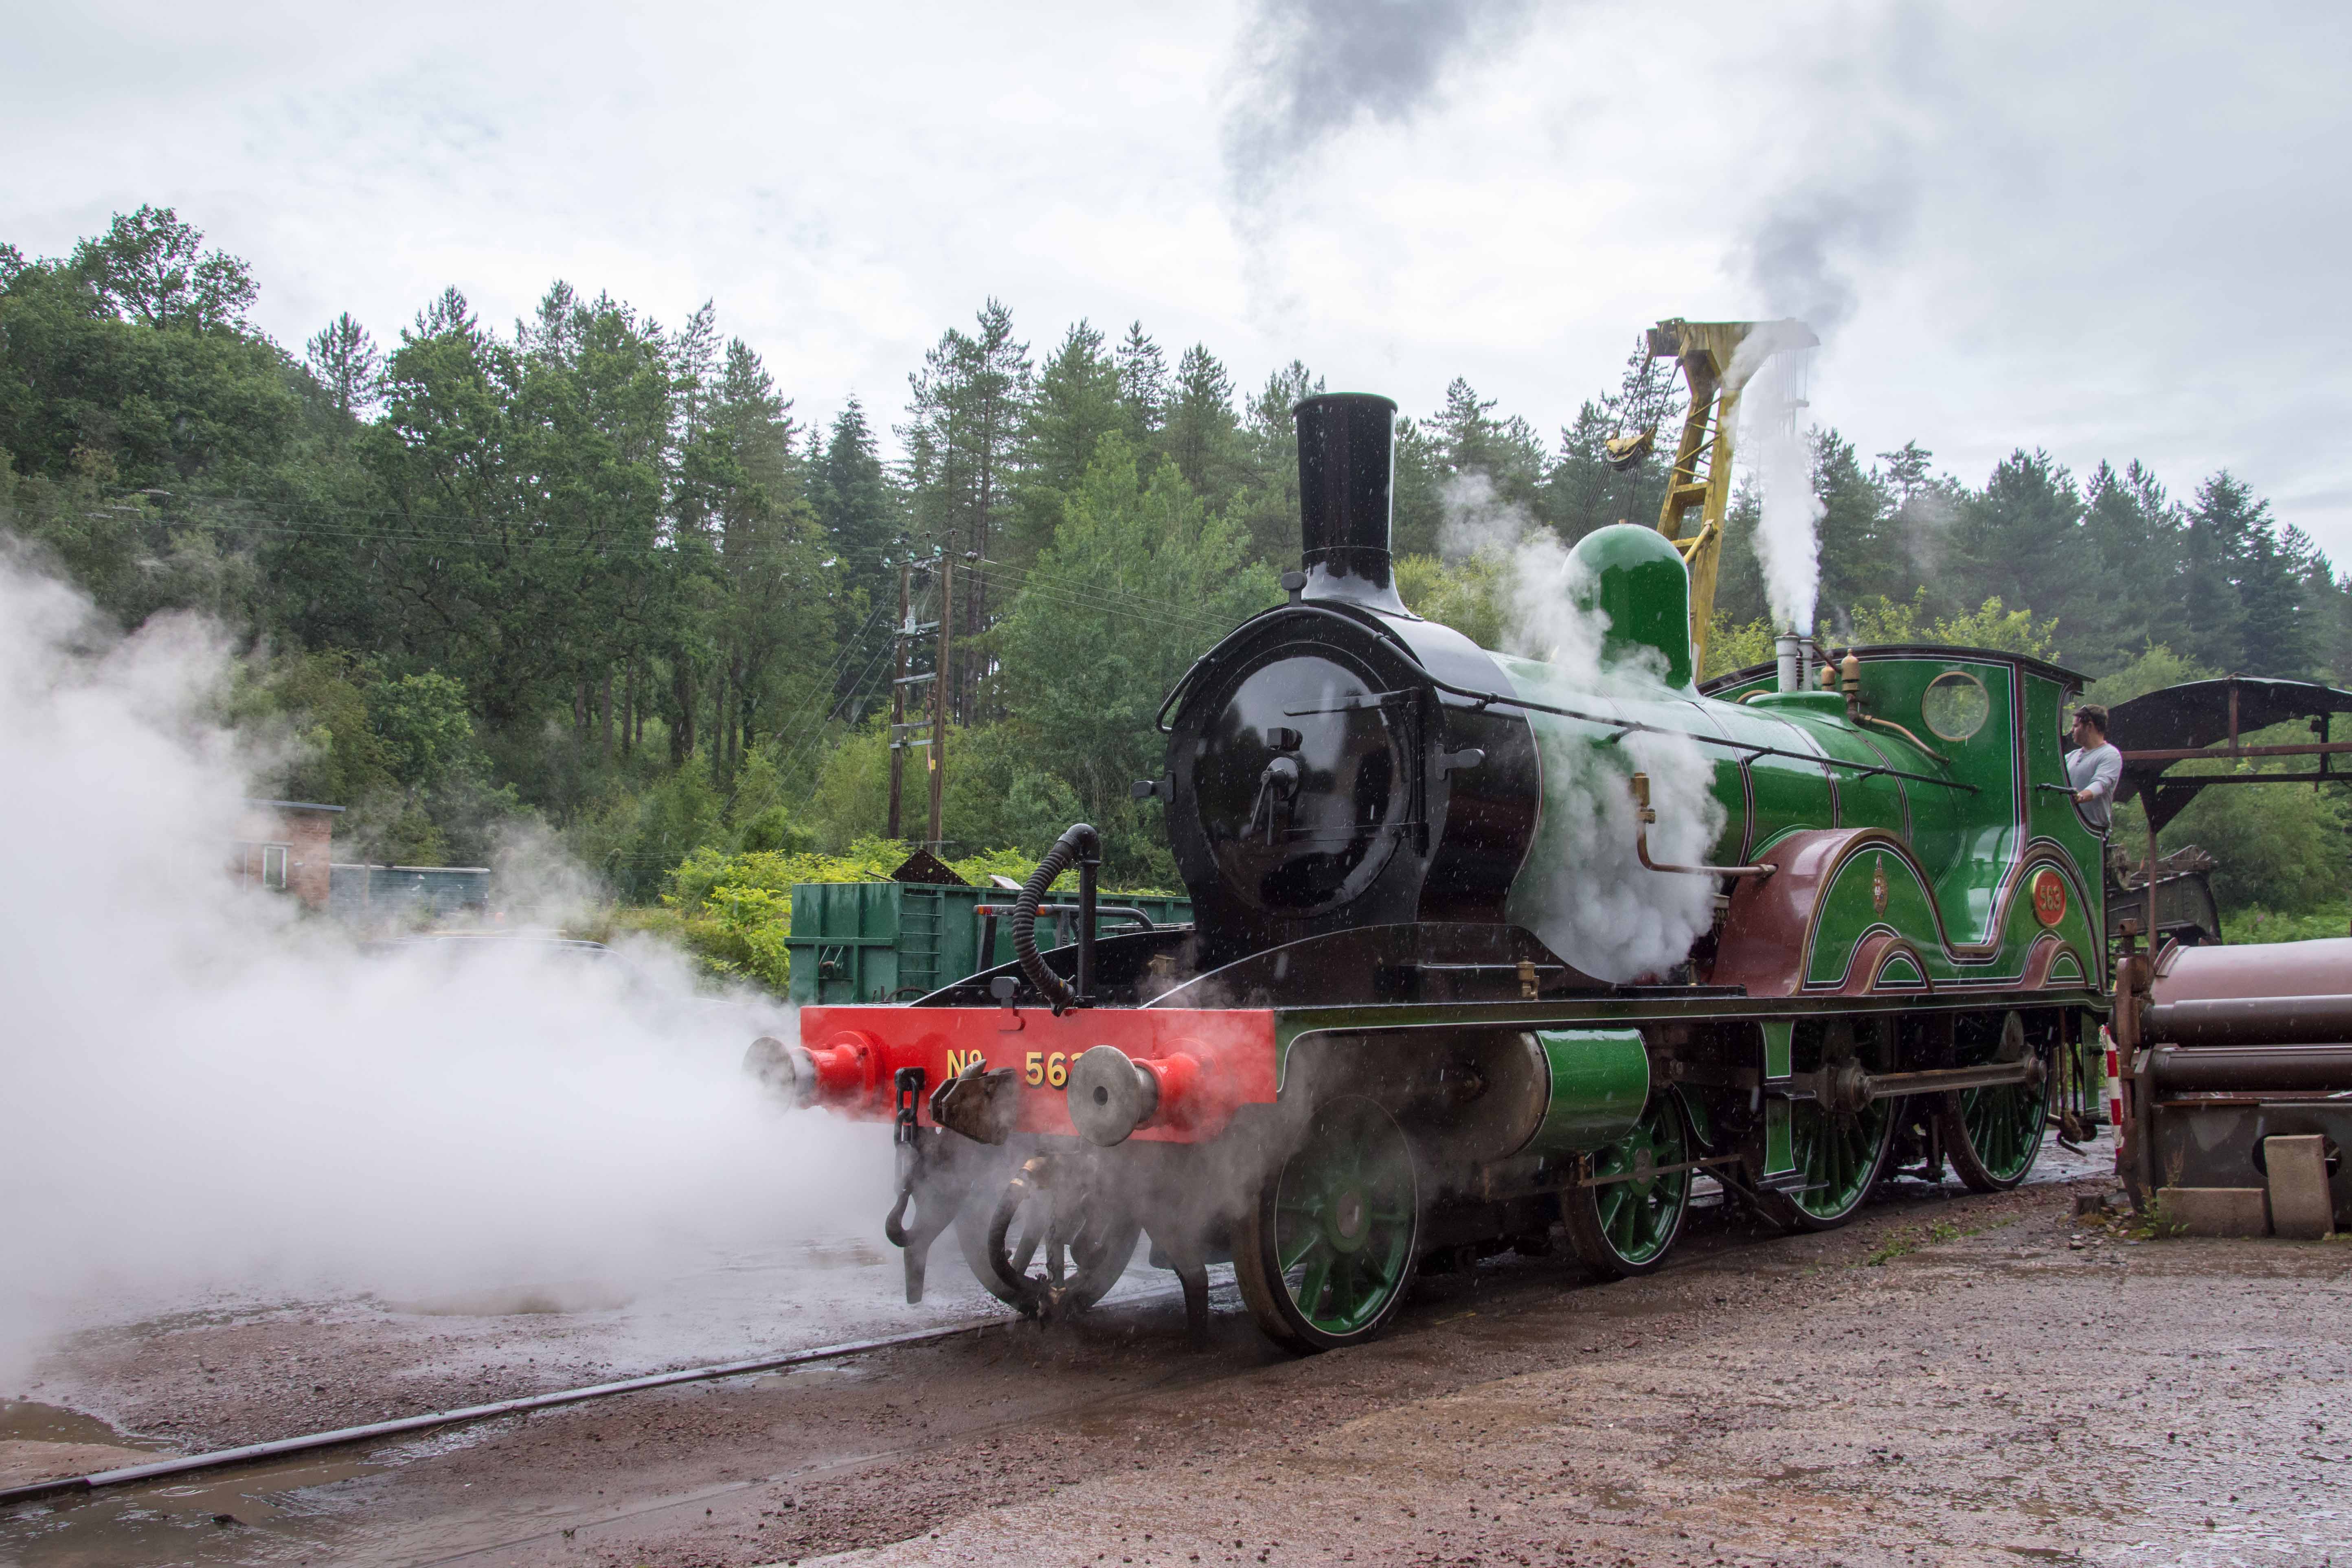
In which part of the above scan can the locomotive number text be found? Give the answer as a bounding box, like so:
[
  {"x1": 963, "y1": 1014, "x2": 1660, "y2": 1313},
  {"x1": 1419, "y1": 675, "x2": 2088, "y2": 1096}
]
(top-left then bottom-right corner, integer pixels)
[
  {"x1": 944, "y1": 1049, "x2": 987, "y2": 1076},
  {"x1": 1024, "y1": 1051, "x2": 1070, "y2": 1088}
]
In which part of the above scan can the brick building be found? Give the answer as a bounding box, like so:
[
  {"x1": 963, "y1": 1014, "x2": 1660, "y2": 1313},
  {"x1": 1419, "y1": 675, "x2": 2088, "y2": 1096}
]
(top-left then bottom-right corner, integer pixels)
[{"x1": 231, "y1": 800, "x2": 342, "y2": 910}]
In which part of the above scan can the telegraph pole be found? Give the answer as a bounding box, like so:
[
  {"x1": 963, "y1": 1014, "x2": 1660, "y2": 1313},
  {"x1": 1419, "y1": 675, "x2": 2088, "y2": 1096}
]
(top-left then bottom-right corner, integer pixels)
[
  {"x1": 928, "y1": 550, "x2": 952, "y2": 849},
  {"x1": 884, "y1": 558, "x2": 911, "y2": 840}
]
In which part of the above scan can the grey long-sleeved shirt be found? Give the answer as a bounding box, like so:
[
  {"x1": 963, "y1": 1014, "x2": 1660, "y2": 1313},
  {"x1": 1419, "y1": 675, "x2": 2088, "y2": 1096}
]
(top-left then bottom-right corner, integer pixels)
[{"x1": 2066, "y1": 741, "x2": 2122, "y2": 831}]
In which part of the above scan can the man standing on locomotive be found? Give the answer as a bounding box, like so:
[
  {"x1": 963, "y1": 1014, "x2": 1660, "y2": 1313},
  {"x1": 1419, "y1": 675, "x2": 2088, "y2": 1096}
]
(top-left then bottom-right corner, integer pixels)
[{"x1": 2067, "y1": 704, "x2": 2122, "y2": 833}]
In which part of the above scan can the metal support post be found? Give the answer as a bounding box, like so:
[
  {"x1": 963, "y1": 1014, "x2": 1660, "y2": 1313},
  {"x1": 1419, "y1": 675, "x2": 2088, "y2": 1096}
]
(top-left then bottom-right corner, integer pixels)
[
  {"x1": 886, "y1": 559, "x2": 910, "y2": 841},
  {"x1": 928, "y1": 551, "x2": 950, "y2": 850}
]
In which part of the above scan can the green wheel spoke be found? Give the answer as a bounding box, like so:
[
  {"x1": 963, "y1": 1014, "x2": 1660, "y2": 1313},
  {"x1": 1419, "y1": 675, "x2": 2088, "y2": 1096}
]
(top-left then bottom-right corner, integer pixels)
[
  {"x1": 1294, "y1": 1252, "x2": 1334, "y2": 1318},
  {"x1": 1279, "y1": 1227, "x2": 1328, "y2": 1274}
]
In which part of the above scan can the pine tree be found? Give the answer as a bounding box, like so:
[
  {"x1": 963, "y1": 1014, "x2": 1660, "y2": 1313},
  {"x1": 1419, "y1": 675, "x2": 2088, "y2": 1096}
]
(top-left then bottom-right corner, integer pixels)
[
  {"x1": 1231, "y1": 361, "x2": 1323, "y2": 566},
  {"x1": 1946, "y1": 451, "x2": 2092, "y2": 657},
  {"x1": 305, "y1": 313, "x2": 384, "y2": 421},
  {"x1": 815, "y1": 396, "x2": 896, "y2": 576},
  {"x1": 1013, "y1": 319, "x2": 1124, "y2": 557},
  {"x1": 1114, "y1": 321, "x2": 1167, "y2": 443},
  {"x1": 1161, "y1": 344, "x2": 1241, "y2": 507},
  {"x1": 899, "y1": 299, "x2": 1031, "y2": 720},
  {"x1": 1875, "y1": 441, "x2": 1935, "y2": 502},
  {"x1": 812, "y1": 396, "x2": 900, "y2": 710},
  {"x1": 1391, "y1": 415, "x2": 1445, "y2": 558},
  {"x1": 2076, "y1": 461, "x2": 2182, "y2": 673},
  {"x1": 2240, "y1": 519, "x2": 2324, "y2": 678},
  {"x1": 1812, "y1": 431, "x2": 1898, "y2": 623},
  {"x1": 410, "y1": 285, "x2": 480, "y2": 344},
  {"x1": 2179, "y1": 471, "x2": 2264, "y2": 672}
]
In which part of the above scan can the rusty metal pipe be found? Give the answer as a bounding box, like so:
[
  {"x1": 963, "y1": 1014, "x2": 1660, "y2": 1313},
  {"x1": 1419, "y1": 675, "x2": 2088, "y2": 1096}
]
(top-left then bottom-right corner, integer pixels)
[
  {"x1": 2144, "y1": 995, "x2": 2352, "y2": 1046},
  {"x1": 1629, "y1": 772, "x2": 1774, "y2": 879},
  {"x1": 2149, "y1": 1044, "x2": 2352, "y2": 1094}
]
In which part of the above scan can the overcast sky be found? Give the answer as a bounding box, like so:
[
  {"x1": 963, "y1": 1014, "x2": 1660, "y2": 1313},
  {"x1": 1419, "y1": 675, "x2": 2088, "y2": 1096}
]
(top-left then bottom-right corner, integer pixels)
[{"x1": 8, "y1": 0, "x2": 2349, "y2": 558}]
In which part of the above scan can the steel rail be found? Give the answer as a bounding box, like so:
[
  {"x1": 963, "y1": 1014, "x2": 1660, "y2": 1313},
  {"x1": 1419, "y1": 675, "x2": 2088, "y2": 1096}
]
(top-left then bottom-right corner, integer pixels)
[{"x1": 0, "y1": 1318, "x2": 1005, "y2": 1511}]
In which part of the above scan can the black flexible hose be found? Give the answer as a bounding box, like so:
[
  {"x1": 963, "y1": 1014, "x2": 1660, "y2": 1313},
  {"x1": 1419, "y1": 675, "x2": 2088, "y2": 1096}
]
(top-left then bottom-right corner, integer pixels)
[{"x1": 1014, "y1": 822, "x2": 1097, "y2": 1013}]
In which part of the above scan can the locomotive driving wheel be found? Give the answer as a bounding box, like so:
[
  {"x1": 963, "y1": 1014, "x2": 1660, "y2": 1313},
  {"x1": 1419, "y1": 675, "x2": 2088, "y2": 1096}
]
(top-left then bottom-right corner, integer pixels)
[
  {"x1": 1938, "y1": 1011, "x2": 2050, "y2": 1192},
  {"x1": 1759, "y1": 1022, "x2": 1897, "y2": 1232},
  {"x1": 954, "y1": 1151, "x2": 1141, "y2": 1319},
  {"x1": 1235, "y1": 1096, "x2": 1421, "y2": 1353},
  {"x1": 1563, "y1": 1088, "x2": 1694, "y2": 1278}
]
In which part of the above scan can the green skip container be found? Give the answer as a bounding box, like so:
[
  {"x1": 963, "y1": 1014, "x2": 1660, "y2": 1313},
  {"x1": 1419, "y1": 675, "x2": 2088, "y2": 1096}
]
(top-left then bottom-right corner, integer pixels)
[{"x1": 784, "y1": 882, "x2": 1192, "y2": 1006}]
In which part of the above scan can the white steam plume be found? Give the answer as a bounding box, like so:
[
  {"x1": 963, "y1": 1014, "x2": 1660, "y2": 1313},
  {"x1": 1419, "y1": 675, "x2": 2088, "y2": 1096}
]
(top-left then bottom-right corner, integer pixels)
[
  {"x1": 0, "y1": 544, "x2": 888, "y2": 1376},
  {"x1": 1727, "y1": 322, "x2": 1824, "y2": 636},
  {"x1": 1439, "y1": 477, "x2": 1724, "y2": 982}
]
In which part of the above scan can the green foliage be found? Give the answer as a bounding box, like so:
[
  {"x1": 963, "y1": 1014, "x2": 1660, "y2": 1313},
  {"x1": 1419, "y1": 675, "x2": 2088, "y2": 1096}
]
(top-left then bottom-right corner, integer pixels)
[
  {"x1": 0, "y1": 234, "x2": 302, "y2": 497},
  {"x1": 994, "y1": 434, "x2": 1278, "y2": 880},
  {"x1": 1946, "y1": 452, "x2": 2088, "y2": 643},
  {"x1": 1395, "y1": 552, "x2": 1510, "y2": 649},
  {"x1": 1704, "y1": 614, "x2": 1777, "y2": 680},
  {"x1": 2228, "y1": 902, "x2": 2352, "y2": 943},
  {"x1": 1161, "y1": 344, "x2": 1243, "y2": 509},
  {"x1": 2090, "y1": 644, "x2": 2216, "y2": 707},
  {"x1": 1843, "y1": 590, "x2": 2060, "y2": 659},
  {"x1": 228, "y1": 652, "x2": 515, "y2": 866},
  {"x1": 2163, "y1": 777, "x2": 2350, "y2": 913}
]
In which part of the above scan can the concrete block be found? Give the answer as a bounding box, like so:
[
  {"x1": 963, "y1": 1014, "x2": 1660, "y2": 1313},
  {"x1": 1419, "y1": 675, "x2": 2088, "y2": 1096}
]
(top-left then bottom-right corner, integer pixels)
[
  {"x1": 2264, "y1": 1135, "x2": 2337, "y2": 1240},
  {"x1": 2156, "y1": 1186, "x2": 2269, "y2": 1237}
]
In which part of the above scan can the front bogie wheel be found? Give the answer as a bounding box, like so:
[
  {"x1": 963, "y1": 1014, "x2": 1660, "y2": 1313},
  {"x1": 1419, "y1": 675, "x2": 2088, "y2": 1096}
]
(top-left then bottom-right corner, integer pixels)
[
  {"x1": 1939, "y1": 1011, "x2": 2051, "y2": 1192},
  {"x1": 1563, "y1": 1088, "x2": 1694, "y2": 1278},
  {"x1": 1235, "y1": 1096, "x2": 1421, "y2": 1353}
]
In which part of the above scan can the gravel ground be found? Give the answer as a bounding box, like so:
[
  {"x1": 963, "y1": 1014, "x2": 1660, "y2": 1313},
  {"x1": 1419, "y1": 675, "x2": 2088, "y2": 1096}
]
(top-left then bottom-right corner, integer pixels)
[{"x1": 4, "y1": 1139, "x2": 2346, "y2": 1568}]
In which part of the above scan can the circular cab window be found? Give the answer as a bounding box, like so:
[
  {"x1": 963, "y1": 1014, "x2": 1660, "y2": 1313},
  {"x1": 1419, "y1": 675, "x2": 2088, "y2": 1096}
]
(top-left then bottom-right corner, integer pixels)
[{"x1": 1922, "y1": 669, "x2": 1990, "y2": 742}]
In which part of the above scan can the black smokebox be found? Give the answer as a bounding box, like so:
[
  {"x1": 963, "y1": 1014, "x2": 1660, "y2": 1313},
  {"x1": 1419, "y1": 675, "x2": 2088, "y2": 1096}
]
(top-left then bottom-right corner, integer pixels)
[{"x1": 1294, "y1": 392, "x2": 1404, "y2": 612}]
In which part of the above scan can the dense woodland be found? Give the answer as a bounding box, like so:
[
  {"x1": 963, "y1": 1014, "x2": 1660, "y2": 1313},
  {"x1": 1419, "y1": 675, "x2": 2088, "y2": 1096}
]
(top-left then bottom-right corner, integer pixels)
[{"x1": 7, "y1": 208, "x2": 2350, "y2": 945}]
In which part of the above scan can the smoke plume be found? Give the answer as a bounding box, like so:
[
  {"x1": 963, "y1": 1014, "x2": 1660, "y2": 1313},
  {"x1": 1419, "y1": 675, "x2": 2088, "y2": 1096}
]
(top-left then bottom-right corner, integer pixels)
[
  {"x1": 0, "y1": 543, "x2": 887, "y2": 1375},
  {"x1": 1727, "y1": 321, "x2": 1825, "y2": 635},
  {"x1": 1221, "y1": 0, "x2": 1537, "y2": 205},
  {"x1": 1439, "y1": 476, "x2": 1725, "y2": 982}
]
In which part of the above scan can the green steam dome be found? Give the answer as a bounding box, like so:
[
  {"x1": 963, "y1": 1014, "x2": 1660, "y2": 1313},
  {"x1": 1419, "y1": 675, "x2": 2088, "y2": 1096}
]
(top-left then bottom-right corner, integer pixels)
[{"x1": 1571, "y1": 523, "x2": 1694, "y2": 690}]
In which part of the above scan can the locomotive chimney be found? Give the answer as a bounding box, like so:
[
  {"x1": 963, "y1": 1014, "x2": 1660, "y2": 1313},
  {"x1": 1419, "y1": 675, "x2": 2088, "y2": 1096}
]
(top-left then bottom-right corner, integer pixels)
[{"x1": 1294, "y1": 393, "x2": 1405, "y2": 614}]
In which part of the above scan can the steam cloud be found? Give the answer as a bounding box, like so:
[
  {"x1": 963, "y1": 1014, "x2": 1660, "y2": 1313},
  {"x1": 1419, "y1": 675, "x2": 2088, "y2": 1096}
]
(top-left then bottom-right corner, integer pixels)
[
  {"x1": 1727, "y1": 322, "x2": 1826, "y2": 635},
  {"x1": 0, "y1": 544, "x2": 886, "y2": 1376},
  {"x1": 1440, "y1": 477, "x2": 1725, "y2": 982}
]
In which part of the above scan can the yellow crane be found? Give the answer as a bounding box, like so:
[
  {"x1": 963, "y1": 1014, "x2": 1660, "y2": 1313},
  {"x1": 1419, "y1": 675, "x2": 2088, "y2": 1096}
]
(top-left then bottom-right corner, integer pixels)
[{"x1": 1610, "y1": 318, "x2": 1818, "y2": 677}]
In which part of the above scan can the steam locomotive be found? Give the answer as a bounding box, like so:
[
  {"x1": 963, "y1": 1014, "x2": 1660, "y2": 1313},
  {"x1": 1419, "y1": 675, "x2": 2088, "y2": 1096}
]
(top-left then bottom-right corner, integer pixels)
[{"x1": 751, "y1": 393, "x2": 2107, "y2": 1353}]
